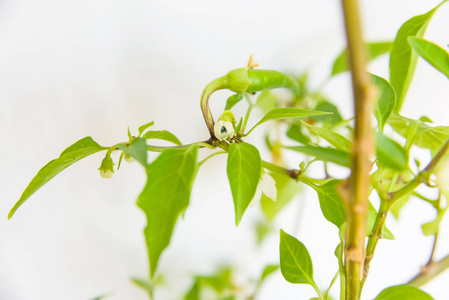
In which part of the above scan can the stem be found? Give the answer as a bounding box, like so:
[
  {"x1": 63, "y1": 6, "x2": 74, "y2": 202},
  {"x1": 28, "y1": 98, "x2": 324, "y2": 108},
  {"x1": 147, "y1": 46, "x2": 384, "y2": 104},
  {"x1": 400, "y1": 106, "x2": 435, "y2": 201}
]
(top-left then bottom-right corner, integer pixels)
[
  {"x1": 341, "y1": 0, "x2": 373, "y2": 299},
  {"x1": 240, "y1": 103, "x2": 254, "y2": 135},
  {"x1": 311, "y1": 281, "x2": 325, "y2": 300},
  {"x1": 408, "y1": 254, "x2": 449, "y2": 287},
  {"x1": 200, "y1": 76, "x2": 229, "y2": 137},
  {"x1": 325, "y1": 271, "x2": 340, "y2": 300}
]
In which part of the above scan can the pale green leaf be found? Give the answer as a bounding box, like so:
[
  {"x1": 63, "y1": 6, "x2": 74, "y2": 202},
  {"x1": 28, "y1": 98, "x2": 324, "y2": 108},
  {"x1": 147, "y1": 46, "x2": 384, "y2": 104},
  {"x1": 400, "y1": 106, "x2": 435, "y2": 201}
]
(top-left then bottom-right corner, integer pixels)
[
  {"x1": 137, "y1": 145, "x2": 199, "y2": 278},
  {"x1": 372, "y1": 74, "x2": 396, "y2": 131},
  {"x1": 408, "y1": 37, "x2": 449, "y2": 79},
  {"x1": 255, "y1": 90, "x2": 278, "y2": 113},
  {"x1": 227, "y1": 143, "x2": 261, "y2": 225},
  {"x1": 311, "y1": 180, "x2": 346, "y2": 227},
  {"x1": 374, "y1": 285, "x2": 434, "y2": 300},
  {"x1": 332, "y1": 41, "x2": 393, "y2": 76},
  {"x1": 279, "y1": 230, "x2": 315, "y2": 285},
  {"x1": 390, "y1": 1, "x2": 447, "y2": 112},
  {"x1": 376, "y1": 132, "x2": 409, "y2": 171},
  {"x1": 422, "y1": 207, "x2": 447, "y2": 236},
  {"x1": 117, "y1": 138, "x2": 148, "y2": 167},
  {"x1": 144, "y1": 130, "x2": 182, "y2": 146},
  {"x1": 8, "y1": 137, "x2": 107, "y2": 219},
  {"x1": 225, "y1": 93, "x2": 243, "y2": 110},
  {"x1": 138, "y1": 121, "x2": 155, "y2": 136},
  {"x1": 261, "y1": 265, "x2": 279, "y2": 281},
  {"x1": 247, "y1": 108, "x2": 331, "y2": 135},
  {"x1": 283, "y1": 145, "x2": 350, "y2": 167},
  {"x1": 131, "y1": 278, "x2": 154, "y2": 298},
  {"x1": 302, "y1": 121, "x2": 351, "y2": 151}
]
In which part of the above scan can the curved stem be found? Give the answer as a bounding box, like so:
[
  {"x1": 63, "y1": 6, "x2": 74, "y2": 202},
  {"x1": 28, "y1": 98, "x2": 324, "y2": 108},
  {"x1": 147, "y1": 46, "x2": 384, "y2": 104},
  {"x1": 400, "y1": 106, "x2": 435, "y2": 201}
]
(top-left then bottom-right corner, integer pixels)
[{"x1": 200, "y1": 76, "x2": 228, "y2": 137}]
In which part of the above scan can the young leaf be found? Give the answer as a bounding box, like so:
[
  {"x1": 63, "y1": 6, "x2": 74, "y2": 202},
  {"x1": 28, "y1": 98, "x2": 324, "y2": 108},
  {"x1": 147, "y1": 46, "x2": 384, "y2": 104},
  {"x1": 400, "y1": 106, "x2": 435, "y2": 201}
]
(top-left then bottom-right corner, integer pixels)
[
  {"x1": 279, "y1": 230, "x2": 315, "y2": 285},
  {"x1": 302, "y1": 121, "x2": 352, "y2": 152},
  {"x1": 376, "y1": 132, "x2": 409, "y2": 171},
  {"x1": 255, "y1": 90, "x2": 278, "y2": 113},
  {"x1": 144, "y1": 130, "x2": 182, "y2": 146},
  {"x1": 137, "y1": 145, "x2": 199, "y2": 278},
  {"x1": 227, "y1": 143, "x2": 262, "y2": 225},
  {"x1": 311, "y1": 180, "x2": 346, "y2": 227},
  {"x1": 225, "y1": 93, "x2": 243, "y2": 110},
  {"x1": 373, "y1": 284, "x2": 434, "y2": 300},
  {"x1": 332, "y1": 41, "x2": 393, "y2": 76},
  {"x1": 422, "y1": 207, "x2": 447, "y2": 236},
  {"x1": 246, "y1": 108, "x2": 331, "y2": 135},
  {"x1": 117, "y1": 137, "x2": 148, "y2": 167},
  {"x1": 408, "y1": 37, "x2": 449, "y2": 79},
  {"x1": 261, "y1": 264, "x2": 279, "y2": 281},
  {"x1": 131, "y1": 278, "x2": 154, "y2": 298},
  {"x1": 390, "y1": 1, "x2": 447, "y2": 112},
  {"x1": 283, "y1": 145, "x2": 350, "y2": 167},
  {"x1": 8, "y1": 137, "x2": 108, "y2": 219},
  {"x1": 372, "y1": 74, "x2": 396, "y2": 131},
  {"x1": 138, "y1": 121, "x2": 155, "y2": 136},
  {"x1": 261, "y1": 172, "x2": 300, "y2": 221}
]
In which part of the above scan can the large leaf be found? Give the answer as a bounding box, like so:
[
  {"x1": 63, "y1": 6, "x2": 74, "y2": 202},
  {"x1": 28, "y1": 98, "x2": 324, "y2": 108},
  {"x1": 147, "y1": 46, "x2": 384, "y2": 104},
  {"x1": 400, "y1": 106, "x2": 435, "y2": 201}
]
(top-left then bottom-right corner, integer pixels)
[
  {"x1": 408, "y1": 37, "x2": 449, "y2": 79},
  {"x1": 311, "y1": 180, "x2": 346, "y2": 227},
  {"x1": 261, "y1": 172, "x2": 300, "y2": 221},
  {"x1": 246, "y1": 108, "x2": 331, "y2": 135},
  {"x1": 372, "y1": 74, "x2": 396, "y2": 131},
  {"x1": 144, "y1": 130, "x2": 182, "y2": 146},
  {"x1": 8, "y1": 137, "x2": 107, "y2": 219},
  {"x1": 227, "y1": 143, "x2": 261, "y2": 225},
  {"x1": 376, "y1": 132, "x2": 409, "y2": 171},
  {"x1": 302, "y1": 121, "x2": 352, "y2": 151},
  {"x1": 332, "y1": 41, "x2": 393, "y2": 76},
  {"x1": 390, "y1": 1, "x2": 447, "y2": 112},
  {"x1": 283, "y1": 145, "x2": 350, "y2": 167},
  {"x1": 137, "y1": 145, "x2": 198, "y2": 278},
  {"x1": 279, "y1": 230, "x2": 315, "y2": 285},
  {"x1": 374, "y1": 285, "x2": 434, "y2": 300},
  {"x1": 117, "y1": 137, "x2": 148, "y2": 167}
]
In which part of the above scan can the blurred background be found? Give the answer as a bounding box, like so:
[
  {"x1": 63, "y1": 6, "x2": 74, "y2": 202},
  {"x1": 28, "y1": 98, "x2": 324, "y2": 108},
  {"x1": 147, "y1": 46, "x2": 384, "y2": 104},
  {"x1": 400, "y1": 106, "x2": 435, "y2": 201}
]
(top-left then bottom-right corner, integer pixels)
[{"x1": 1, "y1": 0, "x2": 449, "y2": 299}]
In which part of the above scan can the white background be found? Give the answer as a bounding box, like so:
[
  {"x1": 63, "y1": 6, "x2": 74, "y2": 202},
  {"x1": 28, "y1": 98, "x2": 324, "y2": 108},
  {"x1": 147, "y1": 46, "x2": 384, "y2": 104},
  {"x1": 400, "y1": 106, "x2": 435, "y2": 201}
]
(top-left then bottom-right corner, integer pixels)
[{"x1": 1, "y1": 0, "x2": 449, "y2": 299}]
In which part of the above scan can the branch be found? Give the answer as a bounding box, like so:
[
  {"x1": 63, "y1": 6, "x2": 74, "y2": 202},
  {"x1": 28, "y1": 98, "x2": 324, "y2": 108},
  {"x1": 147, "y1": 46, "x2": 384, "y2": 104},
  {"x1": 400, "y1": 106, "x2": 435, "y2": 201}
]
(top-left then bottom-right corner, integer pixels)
[{"x1": 408, "y1": 254, "x2": 449, "y2": 287}]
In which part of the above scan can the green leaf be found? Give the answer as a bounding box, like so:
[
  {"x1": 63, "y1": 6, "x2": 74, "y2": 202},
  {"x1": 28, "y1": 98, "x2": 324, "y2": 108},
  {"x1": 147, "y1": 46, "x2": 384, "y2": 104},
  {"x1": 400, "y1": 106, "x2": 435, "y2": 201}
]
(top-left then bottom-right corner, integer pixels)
[
  {"x1": 367, "y1": 202, "x2": 395, "y2": 240},
  {"x1": 332, "y1": 41, "x2": 393, "y2": 76},
  {"x1": 137, "y1": 145, "x2": 199, "y2": 278},
  {"x1": 8, "y1": 137, "x2": 107, "y2": 219},
  {"x1": 227, "y1": 143, "x2": 262, "y2": 225},
  {"x1": 283, "y1": 145, "x2": 350, "y2": 167},
  {"x1": 117, "y1": 138, "x2": 148, "y2": 167},
  {"x1": 225, "y1": 93, "x2": 243, "y2": 110},
  {"x1": 390, "y1": 1, "x2": 447, "y2": 112},
  {"x1": 255, "y1": 90, "x2": 278, "y2": 113},
  {"x1": 138, "y1": 121, "x2": 155, "y2": 136},
  {"x1": 311, "y1": 180, "x2": 346, "y2": 227},
  {"x1": 144, "y1": 130, "x2": 182, "y2": 146},
  {"x1": 408, "y1": 37, "x2": 449, "y2": 79},
  {"x1": 131, "y1": 278, "x2": 154, "y2": 298},
  {"x1": 309, "y1": 101, "x2": 343, "y2": 127},
  {"x1": 372, "y1": 74, "x2": 396, "y2": 131},
  {"x1": 279, "y1": 230, "x2": 315, "y2": 285},
  {"x1": 261, "y1": 264, "x2": 279, "y2": 281},
  {"x1": 374, "y1": 285, "x2": 434, "y2": 300},
  {"x1": 302, "y1": 121, "x2": 352, "y2": 152},
  {"x1": 286, "y1": 123, "x2": 311, "y2": 145},
  {"x1": 247, "y1": 108, "x2": 331, "y2": 135},
  {"x1": 261, "y1": 172, "x2": 301, "y2": 221},
  {"x1": 184, "y1": 281, "x2": 200, "y2": 300},
  {"x1": 376, "y1": 132, "x2": 409, "y2": 171}
]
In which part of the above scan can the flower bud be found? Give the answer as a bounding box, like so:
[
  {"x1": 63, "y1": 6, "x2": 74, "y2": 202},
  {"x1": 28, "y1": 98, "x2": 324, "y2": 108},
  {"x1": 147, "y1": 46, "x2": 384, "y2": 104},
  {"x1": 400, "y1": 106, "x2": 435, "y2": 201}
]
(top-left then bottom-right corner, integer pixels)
[
  {"x1": 214, "y1": 120, "x2": 235, "y2": 141},
  {"x1": 98, "y1": 156, "x2": 115, "y2": 179},
  {"x1": 124, "y1": 153, "x2": 135, "y2": 163}
]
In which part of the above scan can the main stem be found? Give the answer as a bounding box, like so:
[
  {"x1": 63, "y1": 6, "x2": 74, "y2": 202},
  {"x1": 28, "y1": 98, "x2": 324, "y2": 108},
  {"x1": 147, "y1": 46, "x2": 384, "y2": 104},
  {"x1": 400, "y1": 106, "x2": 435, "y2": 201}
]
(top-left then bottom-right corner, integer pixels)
[{"x1": 341, "y1": 0, "x2": 373, "y2": 299}]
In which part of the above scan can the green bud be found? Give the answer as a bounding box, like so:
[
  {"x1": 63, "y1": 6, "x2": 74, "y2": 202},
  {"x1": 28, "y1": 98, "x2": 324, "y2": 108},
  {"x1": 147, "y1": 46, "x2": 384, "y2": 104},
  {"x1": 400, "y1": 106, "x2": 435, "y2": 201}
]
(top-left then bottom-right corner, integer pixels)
[
  {"x1": 124, "y1": 153, "x2": 135, "y2": 163},
  {"x1": 98, "y1": 156, "x2": 115, "y2": 178},
  {"x1": 217, "y1": 110, "x2": 236, "y2": 124}
]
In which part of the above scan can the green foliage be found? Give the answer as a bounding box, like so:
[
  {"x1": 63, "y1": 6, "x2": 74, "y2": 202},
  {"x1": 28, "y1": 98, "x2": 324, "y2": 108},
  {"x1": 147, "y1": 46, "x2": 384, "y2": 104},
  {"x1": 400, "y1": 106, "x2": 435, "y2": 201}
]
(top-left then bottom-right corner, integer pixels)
[
  {"x1": 372, "y1": 74, "x2": 396, "y2": 132},
  {"x1": 117, "y1": 137, "x2": 148, "y2": 167},
  {"x1": 302, "y1": 121, "x2": 352, "y2": 151},
  {"x1": 227, "y1": 142, "x2": 261, "y2": 225},
  {"x1": 376, "y1": 132, "x2": 409, "y2": 171},
  {"x1": 225, "y1": 93, "x2": 243, "y2": 110},
  {"x1": 8, "y1": 136, "x2": 107, "y2": 219},
  {"x1": 373, "y1": 285, "x2": 434, "y2": 300},
  {"x1": 138, "y1": 121, "x2": 155, "y2": 136},
  {"x1": 311, "y1": 180, "x2": 346, "y2": 227},
  {"x1": 143, "y1": 130, "x2": 182, "y2": 145},
  {"x1": 284, "y1": 145, "x2": 350, "y2": 167},
  {"x1": 137, "y1": 145, "x2": 199, "y2": 278},
  {"x1": 408, "y1": 37, "x2": 449, "y2": 79}
]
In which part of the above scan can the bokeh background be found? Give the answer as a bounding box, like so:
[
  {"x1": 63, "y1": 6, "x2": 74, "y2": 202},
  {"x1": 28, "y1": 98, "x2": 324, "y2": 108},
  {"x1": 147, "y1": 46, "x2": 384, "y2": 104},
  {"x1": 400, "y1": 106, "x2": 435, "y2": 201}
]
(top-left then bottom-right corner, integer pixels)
[{"x1": 1, "y1": 0, "x2": 449, "y2": 299}]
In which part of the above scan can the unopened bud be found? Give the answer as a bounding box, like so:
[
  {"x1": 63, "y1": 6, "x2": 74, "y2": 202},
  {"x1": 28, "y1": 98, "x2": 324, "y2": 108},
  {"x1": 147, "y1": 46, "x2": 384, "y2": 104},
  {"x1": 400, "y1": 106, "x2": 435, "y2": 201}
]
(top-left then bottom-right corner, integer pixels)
[{"x1": 98, "y1": 156, "x2": 115, "y2": 179}]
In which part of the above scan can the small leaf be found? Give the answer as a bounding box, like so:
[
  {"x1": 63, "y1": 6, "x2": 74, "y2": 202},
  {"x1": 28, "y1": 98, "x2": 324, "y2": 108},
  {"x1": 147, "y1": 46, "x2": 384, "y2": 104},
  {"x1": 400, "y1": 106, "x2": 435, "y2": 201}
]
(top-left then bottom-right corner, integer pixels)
[
  {"x1": 408, "y1": 37, "x2": 449, "y2": 79},
  {"x1": 302, "y1": 121, "x2": 351, "y2": 151},
  {"x1": 279, "y1": 230, "x2": 315, "y2": 285},
  {"x1": 261, "y1": 172, "x2": 300, "y2": 221},
  {"x1": 376, "y1": 132, "x2": 409, "y2": 171},
  {"x1": 137, "y1": 145, "x2": 199, "y2": 278},
  {"x1": 247, "y1": 108, "x2": 331, "y2": 135},
  {"x1": 144, "y1": 130, "x2": 182, "y2": 145},
  {"x1": 261, "y1": 265, "x2": 279, "y2": 281},
  {"x1": 372, "y1": 74, "x2": 396, "y2": 131},
  {"x1": 255, "y1": 90, "x2": 278, "y2": 113},
  {"x1": 227, "y1": 143, "x2": 262, "y2": 225},
  {"x1": 367, "y1": 202, "x2": 395, "y2": 240},
  {"x1": 225, "y1": 93, "x2": 243, "y2": 110},
  {"x1": 311, "y1": 180, "x2": 346, "y2": 227},
  {"x1": 138, "y1": 121, "x2": 155, "y2": 136},
  {"x1": 332, "y1": 41, "x2": 393, "y2": 76},
  {"x1": 390, "y1": 1, "x2": 447, "y2": 112},
  {"x1": 117, "y1": 138, "x2": 148, "y2": 167},
  {"x1": 374, "y1": 285, "x2": 434, "y2": 300},
  {"x1": 283, "y1": 145, "x2": 350, "y2": 167},
  {"x1": 422, "y1": 207, "x2": 447, "y2": 236},
  {"x1": 8, "y1": 137, "x2": 107, "y2": 219}
]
